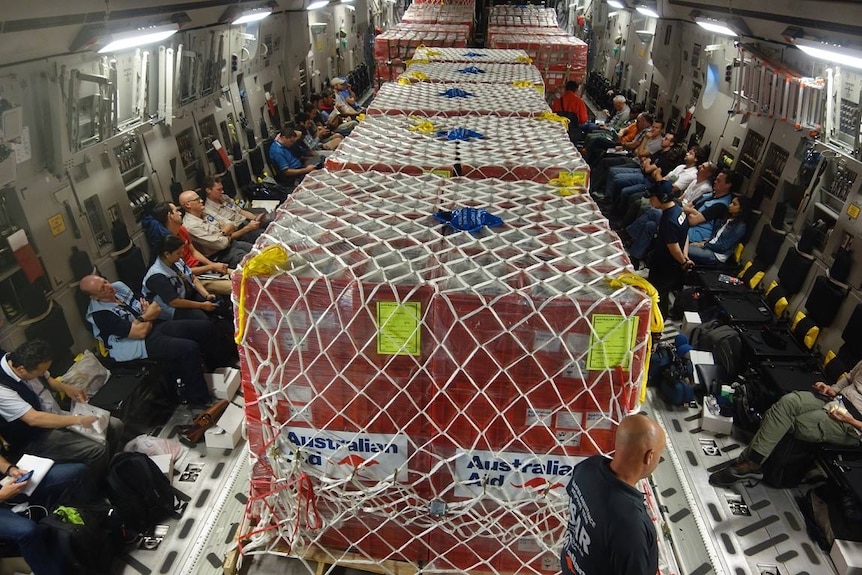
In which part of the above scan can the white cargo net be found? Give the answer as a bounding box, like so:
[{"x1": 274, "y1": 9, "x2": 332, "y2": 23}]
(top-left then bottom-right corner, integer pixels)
[
  {"x1": 324, "y1": 114, "x2": 589, "y2": 184},
  {"x1": 487, "y1": 5, "x2": 559, "y2": 28},
  {"x1": 400, "y1": 4, "x2": 475, "y2": 26},
  {"x1": 368, "y1": 82, "x2": 551, "y2": 117},
  {"x1": 401, "y1": 62, "x2": 545, "y2": 88},
  {"x1": 411, "y1": 47, "x2": 532, "y2": 64},
  {"x1": 235, "y1": 171, "x2": 654, "y2": 574}
]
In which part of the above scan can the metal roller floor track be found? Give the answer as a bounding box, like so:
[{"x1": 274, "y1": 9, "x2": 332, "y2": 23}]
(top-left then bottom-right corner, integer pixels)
[
  {"x1": 116, "y1": 401, "x2": 250, "y2": 575},
  {"x1": 647, "y1": 392, "x2": 836, "y2": 575}
]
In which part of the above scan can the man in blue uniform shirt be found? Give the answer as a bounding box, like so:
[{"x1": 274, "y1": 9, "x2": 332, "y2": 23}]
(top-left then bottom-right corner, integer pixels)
[
  {"x1": 646, "y1": 180, "x2": 691, "y2": 318},
  {"x1": 269, "y1": 124, "x2": 320, "y2": 186},
  {"x1": 561, "y1": 414, "x2": 666, "y2": 575}
]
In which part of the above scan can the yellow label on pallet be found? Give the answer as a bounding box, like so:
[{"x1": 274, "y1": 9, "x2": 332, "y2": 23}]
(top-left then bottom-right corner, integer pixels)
[
  {"x1": 587, "y1": 314, "x2": 639, "y2": 370},
  {"x1": 377, "y1": 302, "x2": 422, "y2": 356}
]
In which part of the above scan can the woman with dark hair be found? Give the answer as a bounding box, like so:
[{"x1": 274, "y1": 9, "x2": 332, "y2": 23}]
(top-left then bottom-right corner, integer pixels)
[
  {"x1": 144, "y1": 202, "x2": 232, "y2": 296},
  {"x1": 687, "y1": 195, "x2": 751, "y2": 265},
  {"x1": 142, "y1": 235, "x2": 218, "y2": 322}
]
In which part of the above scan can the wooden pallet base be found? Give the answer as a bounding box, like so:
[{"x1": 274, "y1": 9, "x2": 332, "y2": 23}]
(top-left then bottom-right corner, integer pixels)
[{"x1": 300, "y1": 547, "x2": 418, "y2": 575}]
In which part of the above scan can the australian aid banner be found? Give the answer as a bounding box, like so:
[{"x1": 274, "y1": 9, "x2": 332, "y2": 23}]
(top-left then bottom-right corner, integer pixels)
[{"x1": 278, "y1": 427, "x2": 410, "y2": 482}]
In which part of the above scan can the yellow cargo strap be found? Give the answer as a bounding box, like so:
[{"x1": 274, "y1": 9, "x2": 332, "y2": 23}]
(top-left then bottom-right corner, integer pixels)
[{"x1": 235, "y1": 245, "x2": 290, "y2": 344}]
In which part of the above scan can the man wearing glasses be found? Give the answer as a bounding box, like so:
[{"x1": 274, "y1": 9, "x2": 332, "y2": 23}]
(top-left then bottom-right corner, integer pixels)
[{"x1": 179, "y1": 190, "x2": 252, "y2": 268}]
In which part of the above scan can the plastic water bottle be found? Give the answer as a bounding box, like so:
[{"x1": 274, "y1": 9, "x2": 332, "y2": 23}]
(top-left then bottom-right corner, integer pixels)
[{"x1": 176, "y1": 378, "x2": 186, "y2": 403}]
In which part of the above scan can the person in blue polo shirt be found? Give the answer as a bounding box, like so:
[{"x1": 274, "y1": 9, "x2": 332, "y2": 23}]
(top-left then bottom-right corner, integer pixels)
[{"x1": 269, "y1": 124, "x2": 320, "y2": 186}]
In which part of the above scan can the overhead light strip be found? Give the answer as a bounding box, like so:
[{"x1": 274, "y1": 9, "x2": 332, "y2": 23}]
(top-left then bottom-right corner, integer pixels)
[
  {"x1": 695, "y1": 18, "x2": 737, "y2": 37},
  {"x1": 636, "y1": 5, "x2": 659, "y2": 18},
  {"x1": 232, "y1": 8, "x2": 273, "y2": 25},
  {"x1": 98, "y1": 23, "x2": 178, "y2": 53},
  {"x1": 795, "y1": 38, "x2": 862, "y2": 70}
]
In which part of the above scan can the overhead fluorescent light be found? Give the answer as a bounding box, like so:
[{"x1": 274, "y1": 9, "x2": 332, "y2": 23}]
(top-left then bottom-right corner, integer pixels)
[
  {"x1": 344, "y1": 3, "x2": 355, "y2": 8},
  {"x1": 232, "y1": 7, "x2": 273, "y2": 25},
  {"x1": 795, "y1": 38, "x2": 862, "y2": 70},
  {"x1": 308, "y1": 0, "x2": 330, "y2": 9},
  {"x1": 98, "y1": 24, "x2": 178, "y2": 53},
  {"x1": 608, "y1": 11, "x2": 619, "y2": 17},
  {"x1": 636, "y1": 5, "x2": 659, "y2": 18},
  {"x1": 695, "y1": 17, "x2": 737, "y2": 37},
  {"x1": 607, "y1": 0, "x2": 625, "y2": 8}
]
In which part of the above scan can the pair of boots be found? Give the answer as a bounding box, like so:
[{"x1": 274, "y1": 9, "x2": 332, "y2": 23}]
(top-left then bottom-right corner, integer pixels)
[{"x1": 709, "y1": 453, "x2": 763, "y2": 487}]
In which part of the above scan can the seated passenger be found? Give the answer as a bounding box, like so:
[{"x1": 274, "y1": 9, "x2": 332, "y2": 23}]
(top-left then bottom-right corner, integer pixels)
[
  {"x1": 580, "y1": 94, "x2": 631, "y2": 142},
  {"x1": 624, "y1": 161, "x2": 718, "y2": 265},
  {"x1": 81, "y1": 275, "x2": 213, "y2": 406},
  {"x1": 145, "y1": 202, "x2": 232, "y2": 296},
  {"x1": 0, "y1": 451, "x2": 87, "y2": 575},
  {"x1": 143, "y1": 235, "x2": 219, "y2": 322},
  {"x1": 268, "y1": 124, "x2": 321, "y2": 187},
  {"x1": 203, "y1": 176, "x2": 265, "y2": 244},
  {"x1": 590, "y1": 117, "x2": 663, "y2": 196},
  {"x1": 582, "y1": 105, "x2": 643, "y2": 166},
  {"x1": 680, "y1": 161, "x2": 718, "y2": 207},
  {"x1": 318, "y1": 90, "x2": 358, "y2": 136},
  {"x1": 617, "y1": 145, "x2": 708, "y2": 230},
  {"x1": 331, "y1": 76, "x2": 364, "y2": 117},
  {"x1": 296, "y1": 111, "x2": 342, "y2": 151},
  {"x1": 710, "y1": 359, "x2": 862, "y2": 486},
  {"x1": 687, "y1": 195, "x2": 751, "y2": 265},
  {"x1": 180, "y1": 190, "x2": 252, "y2": 268},
  {"x1": 685, "y1": 171, "x2": 742, "y2": 243},
  {"x1": 0, "y1": 340, "x2": 121, "y2": 482},
  {"x1": 607, "y1": 137, "x2": 684, "y2": 217}
]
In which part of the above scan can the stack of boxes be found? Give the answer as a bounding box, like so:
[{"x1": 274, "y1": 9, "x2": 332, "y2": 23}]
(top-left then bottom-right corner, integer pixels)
[
  {"x1": 485, "y1": 6, "x2": 588, "y2": 93},
  {"x1": 238, "y1": 45, "x2": 654, "y2": 575},
  {"x1": 373, "y1": 0, "x2": 476, "y2": 86}
]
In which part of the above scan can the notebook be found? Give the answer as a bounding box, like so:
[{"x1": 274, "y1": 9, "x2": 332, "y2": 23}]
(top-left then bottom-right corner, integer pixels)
[{"x1": 14, "y1": 453, "x2": 54, "y2": 496}]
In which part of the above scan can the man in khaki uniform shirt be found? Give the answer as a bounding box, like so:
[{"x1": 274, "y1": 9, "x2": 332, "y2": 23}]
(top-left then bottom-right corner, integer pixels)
[
  {"x1": 203, "y1": 176, "x2": 265, "y2": 244},
  {"x1": 179, "y1": 190, "x2": 251, "y2": 268}
]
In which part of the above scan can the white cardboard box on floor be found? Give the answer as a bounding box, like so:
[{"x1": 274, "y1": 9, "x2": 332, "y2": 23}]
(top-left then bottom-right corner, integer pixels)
[
  {"x1": 701, "y1": 400, "x2": 733, "y2": 435},
  {"x1": 205, "y1": 367, "x2": 240, "y2": 400},
  {"x1": 831, "y1": 539, "x2": 862, "y2": 574},
  {"x1": 205, "y1": 402, "x2": 244, "y2": 450},
  {"x1": 148, "y1": 453, "x2": 173, "y2": 478},
  {"x1": 681, "y1": 311, "x2": 701, "y2": 339}
]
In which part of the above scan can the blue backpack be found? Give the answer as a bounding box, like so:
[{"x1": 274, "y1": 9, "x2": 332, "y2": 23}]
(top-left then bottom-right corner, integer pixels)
[{"x1": 649, "y1": 342, "x2": 695, "y2": 405}]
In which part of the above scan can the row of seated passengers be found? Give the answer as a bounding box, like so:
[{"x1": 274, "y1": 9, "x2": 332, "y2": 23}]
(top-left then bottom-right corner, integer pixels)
[
  {"x1": 576, "y1": 109, "x2": 751, "y2": 316},
  {"x1": 267, "y1": 78, "x2": 367, "y2": 187},
  {"x1": 0, "y1": 178, "x2": 268, "y2": 571}
]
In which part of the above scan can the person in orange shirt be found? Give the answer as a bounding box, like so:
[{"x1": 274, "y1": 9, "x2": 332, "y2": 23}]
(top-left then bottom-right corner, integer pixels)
[
  {"x1": 583, "y1": 104, "x2": 643, "y2": 165},
  {"x1": 551, "y1": 81, "x2": 588, "y2": 142}
]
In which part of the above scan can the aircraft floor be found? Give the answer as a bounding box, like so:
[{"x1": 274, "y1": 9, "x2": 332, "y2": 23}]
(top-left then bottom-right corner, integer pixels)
[{"x1": 647, "y1": 391, "x2": 836, "y2": 575}]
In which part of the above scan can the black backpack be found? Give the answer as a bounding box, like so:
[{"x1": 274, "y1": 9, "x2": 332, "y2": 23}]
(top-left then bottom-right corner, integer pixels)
[
  {"x1": 106, "y1": 452, "x2": 189, "y2": 534},
  {"x1": 39, "y1": 502, "x2": 125, "y2": 575},
  {"x1": 691, "y1": 320, "x2": 743, "y2": 381}
]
